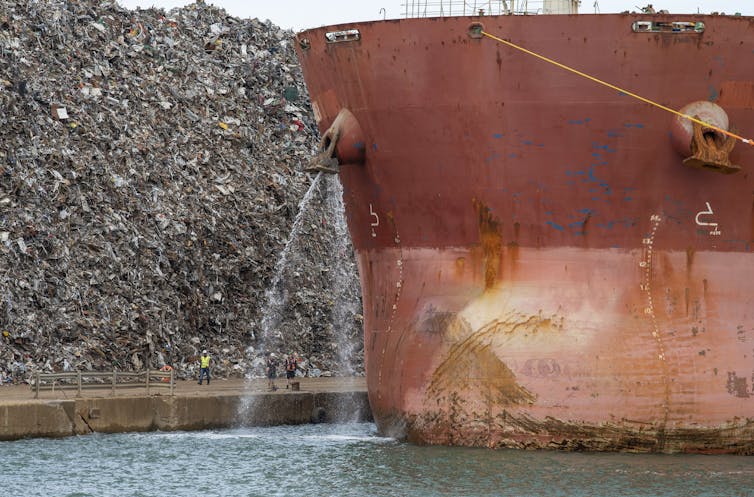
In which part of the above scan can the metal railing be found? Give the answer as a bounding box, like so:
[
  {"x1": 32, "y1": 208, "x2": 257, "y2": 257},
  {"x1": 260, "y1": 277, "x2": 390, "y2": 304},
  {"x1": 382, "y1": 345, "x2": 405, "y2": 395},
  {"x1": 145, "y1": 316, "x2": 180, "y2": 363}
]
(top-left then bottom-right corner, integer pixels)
[
  {"x1": 32, "y1": 370, "x2": 175, "y2": 398},
  {"x1": 401, "y1": 0, "x2": 548, "y2": 17}
]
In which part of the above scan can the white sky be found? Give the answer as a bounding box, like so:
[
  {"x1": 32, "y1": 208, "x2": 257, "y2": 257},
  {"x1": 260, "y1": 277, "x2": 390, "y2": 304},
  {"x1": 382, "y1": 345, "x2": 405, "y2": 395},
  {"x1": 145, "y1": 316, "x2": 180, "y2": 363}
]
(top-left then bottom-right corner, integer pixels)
[{"x1": 118, "y1": 0, "x2": 753, "y2": 31}]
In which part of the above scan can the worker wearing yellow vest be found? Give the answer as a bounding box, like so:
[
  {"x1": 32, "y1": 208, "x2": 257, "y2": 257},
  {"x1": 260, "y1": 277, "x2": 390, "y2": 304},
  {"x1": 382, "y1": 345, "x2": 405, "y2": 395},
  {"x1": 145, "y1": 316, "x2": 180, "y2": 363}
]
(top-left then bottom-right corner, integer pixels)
[{"x1": 198, "y1": 350, "x2": 211, "y2": 385}]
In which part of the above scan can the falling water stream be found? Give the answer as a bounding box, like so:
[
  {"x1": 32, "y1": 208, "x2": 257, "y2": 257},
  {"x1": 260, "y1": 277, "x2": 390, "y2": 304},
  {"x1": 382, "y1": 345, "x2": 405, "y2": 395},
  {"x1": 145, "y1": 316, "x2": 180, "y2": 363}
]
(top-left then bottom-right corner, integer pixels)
[
  {"x1": 240, "y1": 171, "x2": 361, "y2": 422},
  {"x1": 323, "y1": 174, "x2": 361, "y2": 376},
  {"x1": 238, "y1": 172, "x2": 323, "y2": 420},
  {"x1": 257, "y1": 171, "x2": 323, "y2": 350}
]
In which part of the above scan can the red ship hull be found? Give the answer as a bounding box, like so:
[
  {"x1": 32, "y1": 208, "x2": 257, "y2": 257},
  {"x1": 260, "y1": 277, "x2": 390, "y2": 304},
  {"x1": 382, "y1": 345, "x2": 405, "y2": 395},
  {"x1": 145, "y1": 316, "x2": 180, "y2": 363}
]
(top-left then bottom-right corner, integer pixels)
[{"x1": 296, "y1": 13, "x2": 754, "y2": 452}]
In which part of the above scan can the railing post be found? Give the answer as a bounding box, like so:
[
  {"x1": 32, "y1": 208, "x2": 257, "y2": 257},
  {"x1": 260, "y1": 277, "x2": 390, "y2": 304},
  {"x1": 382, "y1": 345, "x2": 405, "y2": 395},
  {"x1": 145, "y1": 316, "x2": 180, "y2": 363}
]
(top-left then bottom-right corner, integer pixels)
[
  {"x1": 170, "y1": 369, "x2": 174, "y2": 396},
  {"x1": 112, "y1": 371, "x2": 116, "y2": 396},
  {"x1": 34, "y1": 371, "x2": 39, "y2": 399},
  {"x1": 145, "y1": 369, "x2": 150, "y2": 395},
  {"x1": 77, "y1": 371, "x2": 82, "y2": 397}
]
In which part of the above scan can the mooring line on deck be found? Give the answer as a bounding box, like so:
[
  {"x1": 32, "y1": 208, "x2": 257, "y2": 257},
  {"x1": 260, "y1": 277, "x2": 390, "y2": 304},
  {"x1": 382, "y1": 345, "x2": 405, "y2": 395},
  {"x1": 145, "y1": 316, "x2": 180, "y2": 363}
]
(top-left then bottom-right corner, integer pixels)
[{"x1": 480, "y1": 30, "x2": 754, "y2": 147}]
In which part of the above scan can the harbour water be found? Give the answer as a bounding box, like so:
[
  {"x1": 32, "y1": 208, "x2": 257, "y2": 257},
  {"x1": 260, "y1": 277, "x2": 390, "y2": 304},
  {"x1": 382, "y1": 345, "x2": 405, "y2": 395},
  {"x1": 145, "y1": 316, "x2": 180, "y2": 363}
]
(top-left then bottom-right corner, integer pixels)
[{"x1": 4, "y1": 422, "x2": 753, "y2": 497}]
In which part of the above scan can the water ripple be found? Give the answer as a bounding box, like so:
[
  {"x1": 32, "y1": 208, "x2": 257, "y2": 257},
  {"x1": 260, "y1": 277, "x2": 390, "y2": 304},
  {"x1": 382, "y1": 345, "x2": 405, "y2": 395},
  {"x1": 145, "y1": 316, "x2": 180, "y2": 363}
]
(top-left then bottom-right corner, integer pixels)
[{"x1": 3, "y1": 423, "x2": 753, "y2": 497}]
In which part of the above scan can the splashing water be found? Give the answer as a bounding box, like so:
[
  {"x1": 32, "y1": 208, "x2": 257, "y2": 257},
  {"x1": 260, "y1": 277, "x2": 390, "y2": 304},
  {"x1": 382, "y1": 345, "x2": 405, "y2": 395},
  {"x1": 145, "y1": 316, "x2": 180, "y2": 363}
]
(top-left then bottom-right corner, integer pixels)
[
  {"x1": 257, "y1": 172, "x2": 323, "y2": 352},
  {"x1": 240, "y1": 172, "x2": 363, "y2": 424},
  {"x1": 239, "y1": 172, "x2": 324, "y2": 422},
  {"x1": 244, "y1": 171, "x2": 323, "y2": 383},
  {"x1": 7, "y1": 424, "x2": 753, "y2": 497},
  {"x1": 323, "y1": 174, "x2": 361, "y2": 377}
]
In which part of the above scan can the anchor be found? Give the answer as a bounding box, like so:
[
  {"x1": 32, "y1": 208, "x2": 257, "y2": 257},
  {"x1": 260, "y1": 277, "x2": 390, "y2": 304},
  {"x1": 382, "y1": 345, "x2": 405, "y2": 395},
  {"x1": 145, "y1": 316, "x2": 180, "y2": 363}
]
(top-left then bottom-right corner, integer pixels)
[
  {"x1": 306, "y1": 127, "x2": 341, "y2": 174},
  {"x1": 683, "y1": 117, "x2": 740, "y2": 174},
  {"x1": 305, "y1": 108, "x2": 365, "y2": 174}
]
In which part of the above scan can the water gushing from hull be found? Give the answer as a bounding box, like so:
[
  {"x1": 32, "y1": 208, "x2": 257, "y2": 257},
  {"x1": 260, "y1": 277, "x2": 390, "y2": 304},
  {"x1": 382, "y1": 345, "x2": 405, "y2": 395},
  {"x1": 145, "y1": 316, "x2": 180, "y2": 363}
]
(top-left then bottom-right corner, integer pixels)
[
  {"x1": 323, "y1": 174, "x2": 361, "y2": 377},
  {"x1": 258, "y1": 172, "x2": 323, "y2": 352},
  {"x1": 239, "y1": 172, "x2": 323, "y2": 424}
]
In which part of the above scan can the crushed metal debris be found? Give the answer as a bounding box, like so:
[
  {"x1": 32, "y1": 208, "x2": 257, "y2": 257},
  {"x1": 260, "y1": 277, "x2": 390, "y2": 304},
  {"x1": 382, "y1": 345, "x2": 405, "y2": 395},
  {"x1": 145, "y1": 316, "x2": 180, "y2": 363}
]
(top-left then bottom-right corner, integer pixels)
[{"x1": 0, "y1": 0, "x2": 363, "y2": 383}]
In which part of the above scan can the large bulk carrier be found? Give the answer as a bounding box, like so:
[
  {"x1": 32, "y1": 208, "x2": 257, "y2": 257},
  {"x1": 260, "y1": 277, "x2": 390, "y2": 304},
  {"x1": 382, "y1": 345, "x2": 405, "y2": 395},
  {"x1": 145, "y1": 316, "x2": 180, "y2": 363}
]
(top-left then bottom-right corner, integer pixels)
[{"x1": 294, "y1": 0, "x2": 754, "y2": 453}]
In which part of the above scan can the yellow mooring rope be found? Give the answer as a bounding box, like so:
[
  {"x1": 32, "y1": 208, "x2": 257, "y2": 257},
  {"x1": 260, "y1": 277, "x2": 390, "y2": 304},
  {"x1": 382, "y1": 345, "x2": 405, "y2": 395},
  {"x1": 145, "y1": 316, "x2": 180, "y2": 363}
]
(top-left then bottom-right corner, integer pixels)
[{"x1": 481, "y1": 30, "x2": 754, "y2": 147}]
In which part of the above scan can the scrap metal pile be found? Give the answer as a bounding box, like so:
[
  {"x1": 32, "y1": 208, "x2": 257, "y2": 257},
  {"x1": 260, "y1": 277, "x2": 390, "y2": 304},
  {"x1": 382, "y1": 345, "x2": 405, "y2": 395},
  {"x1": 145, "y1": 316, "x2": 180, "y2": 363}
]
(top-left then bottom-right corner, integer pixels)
[{"x1": 0, "y1": 0, "x2": 363, "y2": 381}]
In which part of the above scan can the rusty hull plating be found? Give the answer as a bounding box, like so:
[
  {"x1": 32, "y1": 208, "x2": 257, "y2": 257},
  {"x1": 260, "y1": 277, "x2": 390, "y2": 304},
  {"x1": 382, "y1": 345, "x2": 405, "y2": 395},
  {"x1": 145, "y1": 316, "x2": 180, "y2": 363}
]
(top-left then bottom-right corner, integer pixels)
[{"x1": 295, "y1": 13, "x2": 754, "y2": 453}]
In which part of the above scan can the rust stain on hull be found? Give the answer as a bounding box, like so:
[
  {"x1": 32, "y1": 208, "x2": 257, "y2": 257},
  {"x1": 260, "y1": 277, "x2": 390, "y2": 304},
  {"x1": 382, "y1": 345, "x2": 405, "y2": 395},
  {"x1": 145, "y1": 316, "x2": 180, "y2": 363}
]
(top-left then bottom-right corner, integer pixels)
[
  {"x1": 408, "y1": 410, "x2": 754, "y2": 454},
  {"x1": 428, "y1": 320, "x2": 536, "y2": 408},
  {"x1": 473, "y1": 199, "x2": 503, "y2": 290},
  {"x1": 297, "y1": 14, "x2": 754, "y2": 453}
]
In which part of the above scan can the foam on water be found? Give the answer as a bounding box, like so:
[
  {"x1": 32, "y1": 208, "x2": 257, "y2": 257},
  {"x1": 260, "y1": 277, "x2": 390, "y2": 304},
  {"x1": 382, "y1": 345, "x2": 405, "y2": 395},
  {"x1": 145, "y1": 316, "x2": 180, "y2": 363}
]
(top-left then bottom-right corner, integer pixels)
[{"x1": 4, "y1": 423, "x2": 754, "y2": 497}]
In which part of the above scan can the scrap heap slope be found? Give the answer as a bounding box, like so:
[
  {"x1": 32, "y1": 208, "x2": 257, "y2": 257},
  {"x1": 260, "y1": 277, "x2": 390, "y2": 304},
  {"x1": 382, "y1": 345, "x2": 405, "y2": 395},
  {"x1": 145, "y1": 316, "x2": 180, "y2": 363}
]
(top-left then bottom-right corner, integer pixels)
[{"x1": 0, "y1": 0, "x2": 362, "y2": 379}]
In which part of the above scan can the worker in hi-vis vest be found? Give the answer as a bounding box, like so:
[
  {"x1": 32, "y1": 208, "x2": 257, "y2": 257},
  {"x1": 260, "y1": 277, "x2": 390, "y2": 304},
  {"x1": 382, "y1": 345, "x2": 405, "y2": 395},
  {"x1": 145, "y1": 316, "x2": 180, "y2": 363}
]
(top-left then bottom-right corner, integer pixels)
[{"x1": 198, "y1": 350, "x2": 211, "y2": 385}]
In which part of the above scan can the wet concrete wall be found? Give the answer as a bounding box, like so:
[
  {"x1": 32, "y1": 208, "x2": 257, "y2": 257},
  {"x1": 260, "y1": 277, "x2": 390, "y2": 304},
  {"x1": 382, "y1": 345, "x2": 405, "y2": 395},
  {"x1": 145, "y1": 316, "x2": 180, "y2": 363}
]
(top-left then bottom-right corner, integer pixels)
[{"x1": 0, "y1": 392, "x2": 371, "y2": 441}]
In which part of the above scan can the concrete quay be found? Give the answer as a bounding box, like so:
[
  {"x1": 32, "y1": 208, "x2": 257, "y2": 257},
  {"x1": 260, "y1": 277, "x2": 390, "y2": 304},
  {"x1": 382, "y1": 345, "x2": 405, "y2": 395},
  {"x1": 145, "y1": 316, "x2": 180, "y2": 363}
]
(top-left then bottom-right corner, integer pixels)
[{"x1": 0, "y1": 377, "x2": 371, "y2": 441}]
